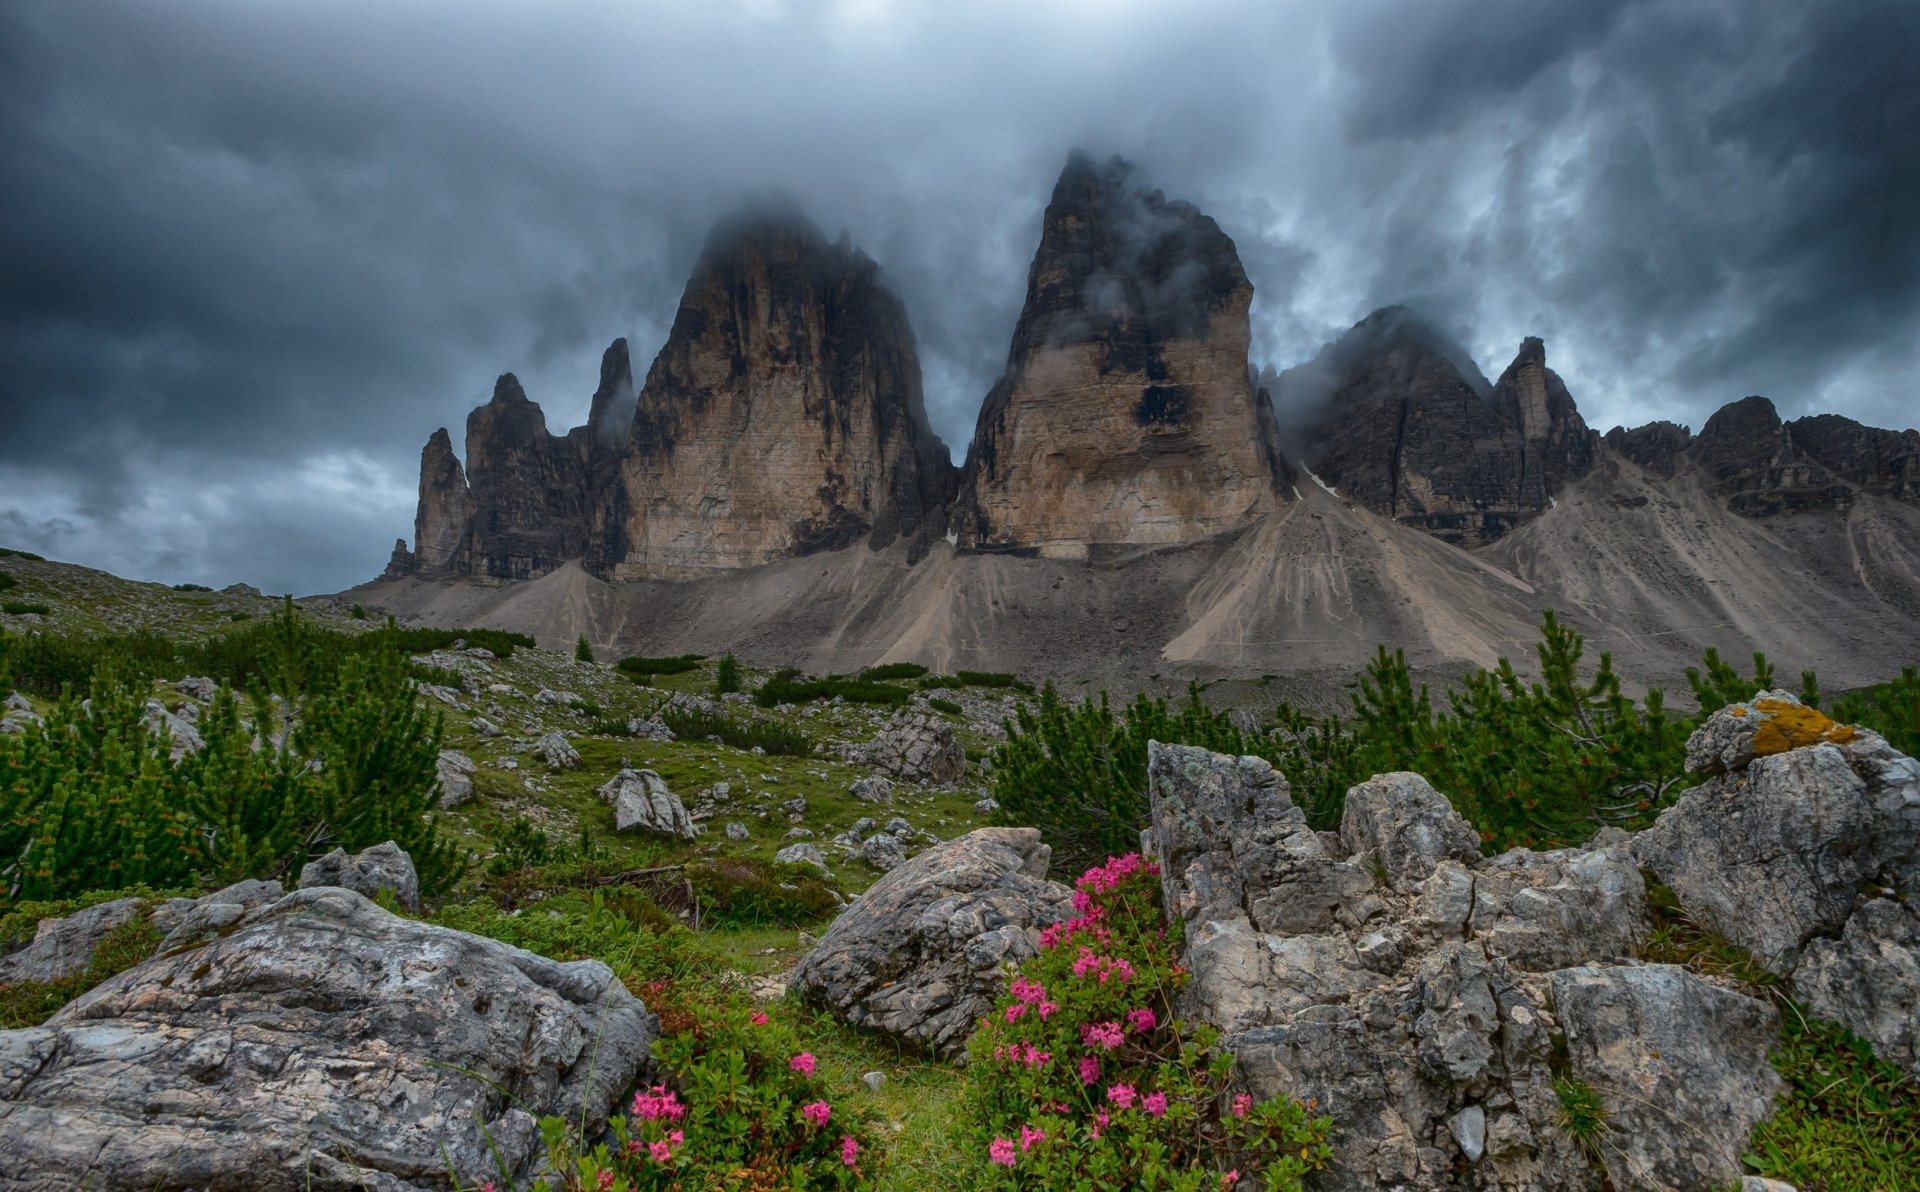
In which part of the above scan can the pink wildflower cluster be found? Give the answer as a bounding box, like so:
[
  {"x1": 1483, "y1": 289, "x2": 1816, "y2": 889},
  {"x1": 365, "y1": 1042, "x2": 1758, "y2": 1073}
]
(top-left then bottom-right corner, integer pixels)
[
  {"x1": 800, "y1": 1100, "x2": 832, "y2": 1128},
  {"x1": 1070, "y1": 944, "x2": 1136, "y2": 984},
  {"x1": 625, "y1": 1129, "x2": 686, "y2": 1164},
  {"x1": 1081, "y1": 1020, "x2": 1124, "y2": 1050},
  {"x1": 630, "y1": 1085, "x2": 685, "y2": 1122},
  {"x1": 989, "y1": 1137, "x2": 1017, "y2": 1167},
  {"x1": 1126, "y1": 1007, "x2": 1158, "y2": 1033},
  {"x1": 839, "y1": 1135, "x2": 860, "y2": 1168},
  {"x1": 789, "y1": 1052, "x2": 816, "y2": 1077},
  {"x1": 1078, "y1": 1054, "x2": 1101, "y2": 1085},
  {"x1": 992, "y1": 1041, "x2": 1052, "y2": 1068},
  {"x1": 1039, "y1": 908, "x2": 1113, "y2": 951},
  {"x1": 1075, "y1": 852, "x2": 1159, "y2": 898}
]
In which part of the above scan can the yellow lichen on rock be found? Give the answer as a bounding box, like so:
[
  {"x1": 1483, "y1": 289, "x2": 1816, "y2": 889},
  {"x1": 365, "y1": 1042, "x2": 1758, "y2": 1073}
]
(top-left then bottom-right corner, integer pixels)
[{"x1": 1751, "y1": 699, "x2": 1852, "y2": 756}]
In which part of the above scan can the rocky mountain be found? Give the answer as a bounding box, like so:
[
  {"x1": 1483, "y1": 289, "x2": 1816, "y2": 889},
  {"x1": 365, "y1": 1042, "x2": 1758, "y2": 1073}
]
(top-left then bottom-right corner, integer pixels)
[
  {"x1": 954, "y1": 153, "x2": 1283, "y2": 557},
  {"x1": 371, "y1": 154, "x2": 1920, "y2": 692},
  {"x1": 602, "y1": 210, "x2": 955, "y2": 579},
  {"x1": 1272, "y1": 307, "x2": 1597, "y2": 546}
]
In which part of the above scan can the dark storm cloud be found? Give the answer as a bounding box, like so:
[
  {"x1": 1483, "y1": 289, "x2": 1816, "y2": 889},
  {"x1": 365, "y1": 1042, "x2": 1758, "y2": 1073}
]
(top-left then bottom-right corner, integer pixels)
[{"x1": 0, "y1": 0, "x2": 1913, "y2": 594}]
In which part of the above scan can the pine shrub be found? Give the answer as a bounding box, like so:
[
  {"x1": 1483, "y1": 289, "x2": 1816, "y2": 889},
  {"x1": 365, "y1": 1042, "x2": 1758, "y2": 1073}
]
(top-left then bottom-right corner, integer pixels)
[{"x1": 714, "y1": 652, "x2": 741, "y2": 695}]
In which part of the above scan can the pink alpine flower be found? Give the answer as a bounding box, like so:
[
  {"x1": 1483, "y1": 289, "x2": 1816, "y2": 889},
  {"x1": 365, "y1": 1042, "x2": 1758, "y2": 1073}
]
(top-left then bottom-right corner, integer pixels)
[
  {"x1": 1081, "y1": 1020, "x2": 1124, "y2": 1050},
  {"x1": 649, "y1": 1140, "x2": 673, "y2": 1162},
  {"x1": 1078, "y1": 1055, "x2": 1101, "y2": 1085},
  {"x1": 789, "y1": 1052, "x2": 816, "y2": 1077},
  {"x1": 631, "y1": 1085, "x2": 685, "y2": 1121},
  {"x1": 1020, "y1": 1124, "x2": 1048, "y2": 1153},
  {"x1": 597, "y1": 1171, "x2": 615, "y2": 1191},
  {"x1": 1091, "y1": 1108, "x2": 1111, "y2": 1139},
  {"x1": 750, "y1": 1011, "x2": 769, "y2": 1026},
  {"x1": 801, "y1": 1100, "x2": 832, "y2": 1128},
  {"x1": 1005, "y1": 1002, "x2": 1027, "y2": 1023},
  {"x1": 1126, "y1": 1007, "x2": 1158, "y2": 1033},
  {"x1": 1221, "y1": 1171, "x2": 1242, "y2": 1188},
  {"x1": 1144, "y1": 1090, "x2": 1169, "y2": 1117},
  {"x1": 840, "y1": 1135, "x2": 860, "y2": 1168},
  {"x1": 989, "y1": 1137, "x2": 1018, "y2": 1167},
  {"x1": 1231, "y1": 1093, "x2": 1253, "y2": 1118},
  {"x1": 1037, "y1": 999, "x2": 1059, "y2": 1021},
  {"x1": 1107, "y1": 1083, "x2": 1138, "y2": 1109}
]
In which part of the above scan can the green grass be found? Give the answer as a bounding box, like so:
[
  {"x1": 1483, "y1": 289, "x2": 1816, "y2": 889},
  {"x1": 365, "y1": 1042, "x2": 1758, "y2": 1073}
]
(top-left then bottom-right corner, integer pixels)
[
  {"x1": 0, "y1": 910, "x2": 164, "y2": 1028},
  {"x1": 1746, "y1": 1011, "x2": 1920, "y2": 1191},
  {"x1": 1553, "y1": 1074, "x2": 1609, "y2": 1163},
  {"x1": 2, "y1": 601, "x2": 51, "y2": 616}
]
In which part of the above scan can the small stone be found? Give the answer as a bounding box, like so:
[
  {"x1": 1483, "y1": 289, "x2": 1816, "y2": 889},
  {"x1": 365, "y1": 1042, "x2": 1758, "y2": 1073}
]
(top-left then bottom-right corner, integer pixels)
[
  {"x1": 471, "y1": 716, "x2": 503, "y2": 738},
  {"x1": 850, "y1": 776, "x2": 894, "y2": 804},
  {"x1": 973, "y1": 797, "x2": 999, "y2": 816},
  {"x1": 862, "y1": 1071, "x2": 886, "y2": 1093},
  {"x1": 725, "y1": 822, "x2": 750, "y2": 841},
  {"x1": 1448, "y1": 1105, "x2": 1486, "y2": 1162},
  {"x1": 536, "y1": 730, "x2": 581, "y2": 771}
]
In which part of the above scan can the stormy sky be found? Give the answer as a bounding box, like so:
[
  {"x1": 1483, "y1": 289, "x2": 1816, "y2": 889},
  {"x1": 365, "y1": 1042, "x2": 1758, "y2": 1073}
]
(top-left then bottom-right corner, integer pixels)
[{"x1": 1, "y1": 0, "x2": 1914, "y2": 595}]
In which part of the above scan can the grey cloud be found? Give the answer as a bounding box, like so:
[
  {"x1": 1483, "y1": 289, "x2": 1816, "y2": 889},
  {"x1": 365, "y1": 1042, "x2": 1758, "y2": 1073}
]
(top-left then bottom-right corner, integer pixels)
[{"x1": 1, "y1": 0, "x2": 1913, "y2": 595}]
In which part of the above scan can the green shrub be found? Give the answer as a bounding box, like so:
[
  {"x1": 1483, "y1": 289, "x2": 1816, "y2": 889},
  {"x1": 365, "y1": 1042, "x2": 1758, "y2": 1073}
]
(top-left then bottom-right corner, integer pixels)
[
  {"x1": 990, "y1": 683, "x2": 1251, "y2": 872},
  {"x1": 715, "y1": 652, "x2": 741, "y2": 695},
  {"x1": 1552, "y1": 1075, "x2": 1609, "y2": 1163},
  {"x1": 659, "y1": 703, "x2": 813, "y2": 757},
  {"x1": 2, "y1": 601, "x2": 51, "y2": 616},
  {"x1": 487, "y1": 816, "x2": 554, "y2": 876},
  {"x1": 574, "y1": 634, "x2": 594, "y2": 663},
  {"x1": 0, "y1": 549, "x2": 44, "y2": 561},
  {"x1": 172, "y1": 582, "x2": 213, "y2": 592},
  {"x1": 1829, "y1": 665, "x2": 1920, "y2": 757},
  {"x1": 929, "y1": 696, "x2": 963, "y2": 716},
  {"x1": 958, "y1": 853, "x2": 1331, "y2": 1189},
  {"x1": 349, "y1": 603, "x2": 368, "y2": 619},
  {"x1": 688, "y1": 858, "x2": 840, "y2": 927},
  {"x1": 755, "y1": 672, "x2": 912, "y2": 708},
  {"x1": 568, "y1": 697, "x2": 604, "y2": 718},
  {"x1": 956, "y1": 670, "x2": 1029, "y2": 689},
  {"x1": 618, "y1": 653, "x2": 706, "y2": 677},
  {"x1": 861, "y1": 662, "x2": 928, "y2": 681},
  {"x1": 0, "y1": 602, "x2": 462, "y2": 906},
  {"x1": 0, "y1": 574, "x2": 15, "y2": 593}
]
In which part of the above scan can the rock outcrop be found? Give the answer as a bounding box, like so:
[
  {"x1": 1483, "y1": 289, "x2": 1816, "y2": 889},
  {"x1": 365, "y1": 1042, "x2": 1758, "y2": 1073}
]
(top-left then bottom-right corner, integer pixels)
[
  {"x1": 1608, "y1": 397, "x2": 1920, "y2": 517},
  {"x1": 298, "y1": 840, "x2": 421, "y2": 912},
  {"x1": 1145, "y1": 740, "x2": 1756, "y2": 1191},
  {"x1": 1276, "y1": 309, "x2": 1597, "y2": 546},
  {"x1": 603, "y1": 210, "x2": 955, "y2": 577},
  {"x1": 788, "y1": 827, "x2": 1074, "y2": 1056},
  {"x1": 0, "y1": 897, "x2": 144, "y2": 986},
  {"x1": 462, "y1": 374, "x2": 593, "y2": 580},
  {"x1": 410, "y1": 427, "x2": 476, "y2": 575},
  {"x1": 866, "y1": 708, "x2": 966, "y2": 785},
  {"x1": 600, "y1": 767, "x2": 697, "y2": 839},
  {"x1": 0, "y1": 885, "x2": 655, "y2": 1192},
  {"x1": 955, "y1": 153, "x2": 1281, "y2": 557}
]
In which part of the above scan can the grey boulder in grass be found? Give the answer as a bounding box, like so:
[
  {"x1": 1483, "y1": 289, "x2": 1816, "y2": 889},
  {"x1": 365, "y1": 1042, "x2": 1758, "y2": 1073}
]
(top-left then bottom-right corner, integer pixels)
[{"x1": 788, "y1": 827, "x2": 1073, "y2": 1056}]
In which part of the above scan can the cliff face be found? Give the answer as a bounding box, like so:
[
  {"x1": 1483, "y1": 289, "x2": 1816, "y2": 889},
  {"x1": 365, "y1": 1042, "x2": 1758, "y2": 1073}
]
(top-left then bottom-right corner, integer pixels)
[
  {"x1": 1610, "y1": 397, "x2": 1920, "y2": 516},
  {"x1": 461, "y1": 374, "x2": 592, "y2": 580},
  {"x1": 605, "y1": 213, "x2": 955, "y2": 579},
  {"x1": 955, "y1": 154, "x2": 1280, "y2": 557},
  {"x1": 1278, "y1": 309, "x2": 1596, "y2": 546},
  {"x1": 411, "y1": 428, "x2": 474, "y2": 575}
]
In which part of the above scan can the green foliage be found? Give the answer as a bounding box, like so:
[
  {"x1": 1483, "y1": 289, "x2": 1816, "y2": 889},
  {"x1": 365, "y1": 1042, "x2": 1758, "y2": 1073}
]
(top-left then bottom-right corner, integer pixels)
[
  {"x1": 0, "y1": 548, "x2": 45, "y2": 560},
  {"x1": 0, "y1": 910, "x2": 162, "y2": 1028},
  {"x1": 2, "y1": 601, "x2": 51, "y2": 616},
  {"x1": 1686, "y1": 647, "x2": 1778, "y2": 715},
  {"x1": 568, "y1": 697, "x2": 604, "y2": 718},
  {"x1": 618, "y1": 653, "x2": 706, "y2": 677},
  {"x1": 929, "y1": 696, "x2": 963, "y2": 716},
  {"x1": 0, "y1": 601, "x2": 462, "y2": 906},
  {"x1": 958, "y1": 854, "x2": 1331, "y2": 1190},
  {"x1": 659, "y1": 703, "x2": 813, "y2": 757},
  {"x1": 955, "y1": 670, "x2": 1029, "y2": 690},
  {"x1": 688, "y1": 858, "x2": 841, "y2": 927},
  {"x1": 715, "y1": 652, "x2": 741, "y2": 695},
  {"x1": 574, "y1": 634, "x2": 594, "y2": 663},
  {"x1": 861, "y1": 662, "x2": 928, "y2": 682},
  {"x1": 349, "y1": 603, "x2": 368, "y2": 620},
  {"x1": 1831, "y1": 665, "x2": 1920, "y2": 757},
  {"x1": 989, "y1": 682, "x2": 1251, "y2": 872},
  {"x1": 755, "y1": 671, "x2": 913, "y2": 708},
  {"x1": 1746, "y1": 1012, "x2": 1920, "y2": 1191},
  {"x1": 0, "y1": 573, "x2": 15, "y2": 592},
  {"x1": 487, "y1": 816, "x2": 555, "y2": 876},
  {"x1": 1551, "y1": 1075, "x2": 1609, "y2": 1163},
  {"x1": 172, "y1": 583, "x2": 213, "y2": 592}
]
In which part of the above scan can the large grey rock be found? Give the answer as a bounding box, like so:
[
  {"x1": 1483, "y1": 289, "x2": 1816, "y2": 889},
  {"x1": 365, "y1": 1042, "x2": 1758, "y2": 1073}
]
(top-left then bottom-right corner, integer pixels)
[
  {"x1": 0, "y1": 886, "x2": 655, "y2": 1191},
  {"x1": 0, "y1": 898, "x2": 144, "y2": 986},
  {"x1": 789, "y1": 827, "x2": 1073, "y2": 1056},
  {"x1": 1146, "y1": 741, "x2": 1640, "y2": 1191},
  {"x1": 867, "y1": 709, "x2": 966, "y2": 785},
  {"x1": 534, "y1": 687, "x2": 579, "y2": 706},
  {"x1": 1792, "y1": 897, "x2": 1920, "y2": 1078},
  {"x1": 149, "y1": 879, "x2": 286, "y2": 954},
  {"x1": 0, "y1": 691, "x2": 38, "y2": 734},
  {"x1": 175, "y1": 676, "x2": 219, "y2": 703},
  {"x1": 436, "y1": 749, "x2": 478, "y2": 809},
  {"x1": 535, "y1": 730, "x2": 581, "y2": 770},
  {"x1": 140, "y1": 699, "x2": 204, "y2": 760},
  {"x1": 1636, "y1": 708, "x2": 1920, "y2": 974},
  {"x1": 299, "y1": 841, "x2": 421, "y2": 912},
  {"x1": 417, "y1": 683, "x2": 464, "y2": 707},
  {"x1": 849, "y1": 775, "x2": 894, "y2": 804},
  {"x1": 1339, "y1": 771, "x2": 1482, "y2": 889},
  {"x1": 1551, "y1": 964, "x2": 1783, "y2": 1192},
  {"x1": 601, "y1": 768, "x2": 696, "y2": 839},
  {"x1": 774, "y1": 843, "x2": 829, "y2": 873},
  {"x1": 625, "y1": 717, "x2": 675, "y2": 742},
  {"x1": 859, "y1": 832, "x2": 910, "y2": 872}
]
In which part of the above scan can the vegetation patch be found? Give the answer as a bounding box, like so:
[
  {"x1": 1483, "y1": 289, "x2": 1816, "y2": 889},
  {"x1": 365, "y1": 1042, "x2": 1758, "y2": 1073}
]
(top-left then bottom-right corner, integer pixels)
[
  {"x1": 756, "y1": 670, "x2": 913, "y2": 708},
  {"x1": 618, "y1": 653, "x2": 707, "y2": 677},
  {"x1": 860, "y1": 662, "x2": 928, "y2": 682},
  {"x1": 659, "y1": 703, "x2": 814, "y2": 756},
  {"x1": 0, "y1": 910, "x2": 163, "y2": 1028},
  {"x1": 688, "y1": 858, "x2": 842, "y2": 928},
  {"x1": 1746, "y1": 1012, "x2": 1920, "y2": 1191},
  {"x1": 2, "y1": 601, "x2": 51, "y2": 616}
]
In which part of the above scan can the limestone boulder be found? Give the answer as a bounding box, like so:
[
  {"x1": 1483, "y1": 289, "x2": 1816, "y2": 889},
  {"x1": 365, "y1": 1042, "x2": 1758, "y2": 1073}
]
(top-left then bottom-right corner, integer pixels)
[
  {"x1": 149, "y1": 879, "x2": 285, "y2": 954},
  {"x1": 849, "y1": 775, "x2": 894, "y2": 804},
  {"x1": 1339, "y1": 770, "x2": 1483, "y2": 889},
  {"x1": 298, "y1": 841, "x2": 421, "y2": 912},
  {"x1": 536, "y1": 730, "x2": 582, "y2": 770},
  {"x1": 0, "y1": 886, "x2": 654, "y2": 1191},
  {"x1": 436, "y1": 749, "x2": 478, "y2": 809},
  {"x1": 1551, "y1": 964, "x2": 1783, "y2": 1192},
  {"x1": 1791, "y1": 897, "x2": 1920, "y2": 1078},
  {"x1": 600, "y1": 768, "x2": 697, "y2": 839},
  {"x1": 867, "y1": 709, "x2": 965, "y2": 785},
  {"x1": 0, "y1": 897, "x2": 144, "y2": 986},
  {"x1": 140, "y1": 699, "x2": 203, "y2": 760},
  {"x1": 788, "y1": 827, "x2": 1073, "y2": 1056}
]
